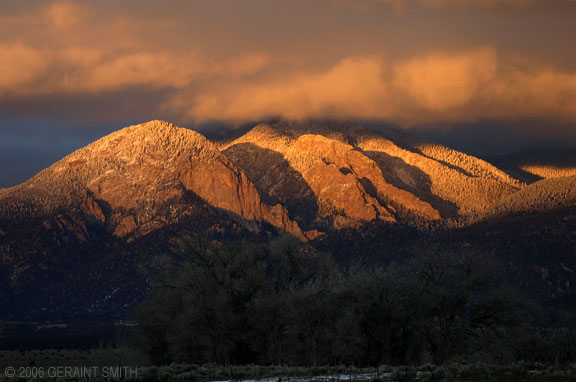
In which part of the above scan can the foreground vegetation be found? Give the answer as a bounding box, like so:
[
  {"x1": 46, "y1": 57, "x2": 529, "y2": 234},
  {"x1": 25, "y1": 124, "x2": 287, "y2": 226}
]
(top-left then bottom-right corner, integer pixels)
[
  {"x1": 134, "y1": 235, "x2": 576, "y2": 368},
  {"x1": 3, "y1": 235, "x2": 574, "y2": 381},
  {"x1": 0, "y1": 348, "x2": 140, "y2": 369},
  {"x1": 1, "y1": 356, "x2": 576, "y2": 381}
]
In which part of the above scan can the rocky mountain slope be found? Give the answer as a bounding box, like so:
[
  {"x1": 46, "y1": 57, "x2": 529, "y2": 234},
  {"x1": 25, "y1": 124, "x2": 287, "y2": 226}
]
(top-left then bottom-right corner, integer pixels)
[
  {"x1": 223, "y1": 120, "x2": 522, "y2": 229},
  {"x1": 0, "y1": 120, "x2": 305, "y2": 242},
  {"x1": 0, "y1": 119, "x2": 573, "y2": 320}
]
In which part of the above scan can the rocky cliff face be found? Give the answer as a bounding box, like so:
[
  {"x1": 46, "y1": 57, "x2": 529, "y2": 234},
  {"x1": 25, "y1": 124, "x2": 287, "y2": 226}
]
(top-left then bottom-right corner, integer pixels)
[{"x1": 224, "y1": 124, "x2": 438, "y2": 229}]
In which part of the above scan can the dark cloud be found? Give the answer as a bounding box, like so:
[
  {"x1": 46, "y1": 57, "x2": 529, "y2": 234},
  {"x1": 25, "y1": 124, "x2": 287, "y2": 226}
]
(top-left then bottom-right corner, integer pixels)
[
  {"x1": 409, "y1": 119, "x2": 576, "y2": 156},
  {"x1": 0, "y1": 116, "x2": 123, "y2": 187}
]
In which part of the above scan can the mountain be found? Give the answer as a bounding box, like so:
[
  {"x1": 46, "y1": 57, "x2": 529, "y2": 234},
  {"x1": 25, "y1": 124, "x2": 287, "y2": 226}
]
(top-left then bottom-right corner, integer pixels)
[
  {"x1": 223, "y1": 120, "x2": 522, "y2": 229},
  {"x1": 0, "y1": 120, "x2": 304, "y2": 241},
  {"x1": 0, "y1": 119, "x2": 573, "y2": 320}
]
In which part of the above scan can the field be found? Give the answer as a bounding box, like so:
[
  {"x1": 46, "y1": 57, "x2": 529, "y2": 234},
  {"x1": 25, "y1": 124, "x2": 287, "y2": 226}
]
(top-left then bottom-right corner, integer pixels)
[{"x1": 0, "y1": 350, "x2": 575, "y2": 382}]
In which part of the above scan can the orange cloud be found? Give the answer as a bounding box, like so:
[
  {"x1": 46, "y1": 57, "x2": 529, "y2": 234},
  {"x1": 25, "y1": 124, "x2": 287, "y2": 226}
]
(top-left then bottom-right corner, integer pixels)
[
  {"x1": 213, "y1": 53, "x2": 273, "y2": 79},
  {"x1": 0, "y1": 1, "x2": 573, "y2": 129},
  {"x1": 80, "y1": 52, "x2": 207, "y2": 92},
  {"x1": 171, "y1": 48, "x2": 574, "y2": 125},
  {"x1": 44, "y1": 1, "x2": 88, "y2": 29},
  {"x1": 0, "y1": 42, "x2": 49, "y2": 92},
  {"x1": 394, "y1": 48, "x2": 498, "y2": 111},
  {"x1": 420, "y1": 0, "x2": 532, "y2": 8},
  {"x1": 0, "y1": 42, "x2": 272, "y2": 96},
  {"x1": 78, "y1": 52, "x2": 272, "y2": 92},
  {"x1": 1, "y1": 2, "x2": 274, "y2": 97},
  {"x1": 343, "y1": 0, "x2": 533, "y2": 13},
  {"x1": 484, "y1": 69, "x2": 576, "y2": 121},
  {"x1": 180, "y1": 57, "x2": 388, "y2": 121}
]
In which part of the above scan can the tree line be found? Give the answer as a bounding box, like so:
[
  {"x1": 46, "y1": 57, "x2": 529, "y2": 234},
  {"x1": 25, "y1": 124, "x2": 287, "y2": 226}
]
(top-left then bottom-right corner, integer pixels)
[{"x1": 134, "y1": 235, "x2": 574, "y2": 367}]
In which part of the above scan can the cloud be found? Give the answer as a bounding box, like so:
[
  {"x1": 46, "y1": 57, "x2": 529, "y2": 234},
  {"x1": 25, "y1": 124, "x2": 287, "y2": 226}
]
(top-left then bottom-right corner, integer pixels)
[
  {"x1": 171, "y1": 48, "x2": 574, "y2": 125},
  {"x1": 419, "y1": 0, "x2": 532, "y2": 8},
  {"x1": 78, "y1": 51, "x2": 272, "y2": 92},
  {"x1": 484, "y1": 69, "x2": 576, "y2": 121},
  {"x1": 341, "y1": 0, "x2": 533, "y2": 14},
  {"x1": 0, "y1": 2, "x2": 273, "y2": 97},
  {"x1": 44, "y1": 1, "x2": 88, "y2": 29},
  {"x1": 0, "y1": 0, "x2": 573, "y2": 131},
  {"x1": 0, "y1": 42, "x2": 49, "y2": 92},
  {"x1": 1, "y1": 34, "x2": 572, "y2": 126},
  {"x1": 0, "y1": 43, "x2": 271, "y2": 96},
  {"x1": 80, "y1": 52, "x2": 207, "y2": 92},
  {"x1": 179, "y1": 57, "x2": 388, "y2": 121},
  {"x1": 393, "y1": 48, "x2": 497, "y2": 111}
]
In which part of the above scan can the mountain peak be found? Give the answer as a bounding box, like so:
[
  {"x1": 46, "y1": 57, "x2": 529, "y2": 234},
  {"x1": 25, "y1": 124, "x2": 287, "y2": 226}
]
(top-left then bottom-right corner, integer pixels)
[{"x1": 79, "y1": 120, "x2": 218, "y2": 162}]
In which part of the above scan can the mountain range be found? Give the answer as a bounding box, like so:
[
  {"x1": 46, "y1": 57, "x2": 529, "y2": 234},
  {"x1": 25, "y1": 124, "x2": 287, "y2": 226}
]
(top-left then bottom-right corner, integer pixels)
[{"x1": 1, "y1": 120, "x2": 574, "y2": 321}]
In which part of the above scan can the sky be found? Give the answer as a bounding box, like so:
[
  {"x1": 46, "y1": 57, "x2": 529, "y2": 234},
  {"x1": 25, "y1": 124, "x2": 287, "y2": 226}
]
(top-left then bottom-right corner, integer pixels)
[{"x1": 1, "y1": 0, "x2": 575, "y2": 187}]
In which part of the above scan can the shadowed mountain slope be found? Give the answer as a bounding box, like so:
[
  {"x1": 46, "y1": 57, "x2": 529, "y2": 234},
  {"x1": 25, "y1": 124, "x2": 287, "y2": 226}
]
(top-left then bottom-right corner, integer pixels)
[
  {"x1": 486, "y1": 148, "x2": 576, "y2": 183},
  {"x1": 480, "y1": 175, "x2": 576, "y2": 219}
]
